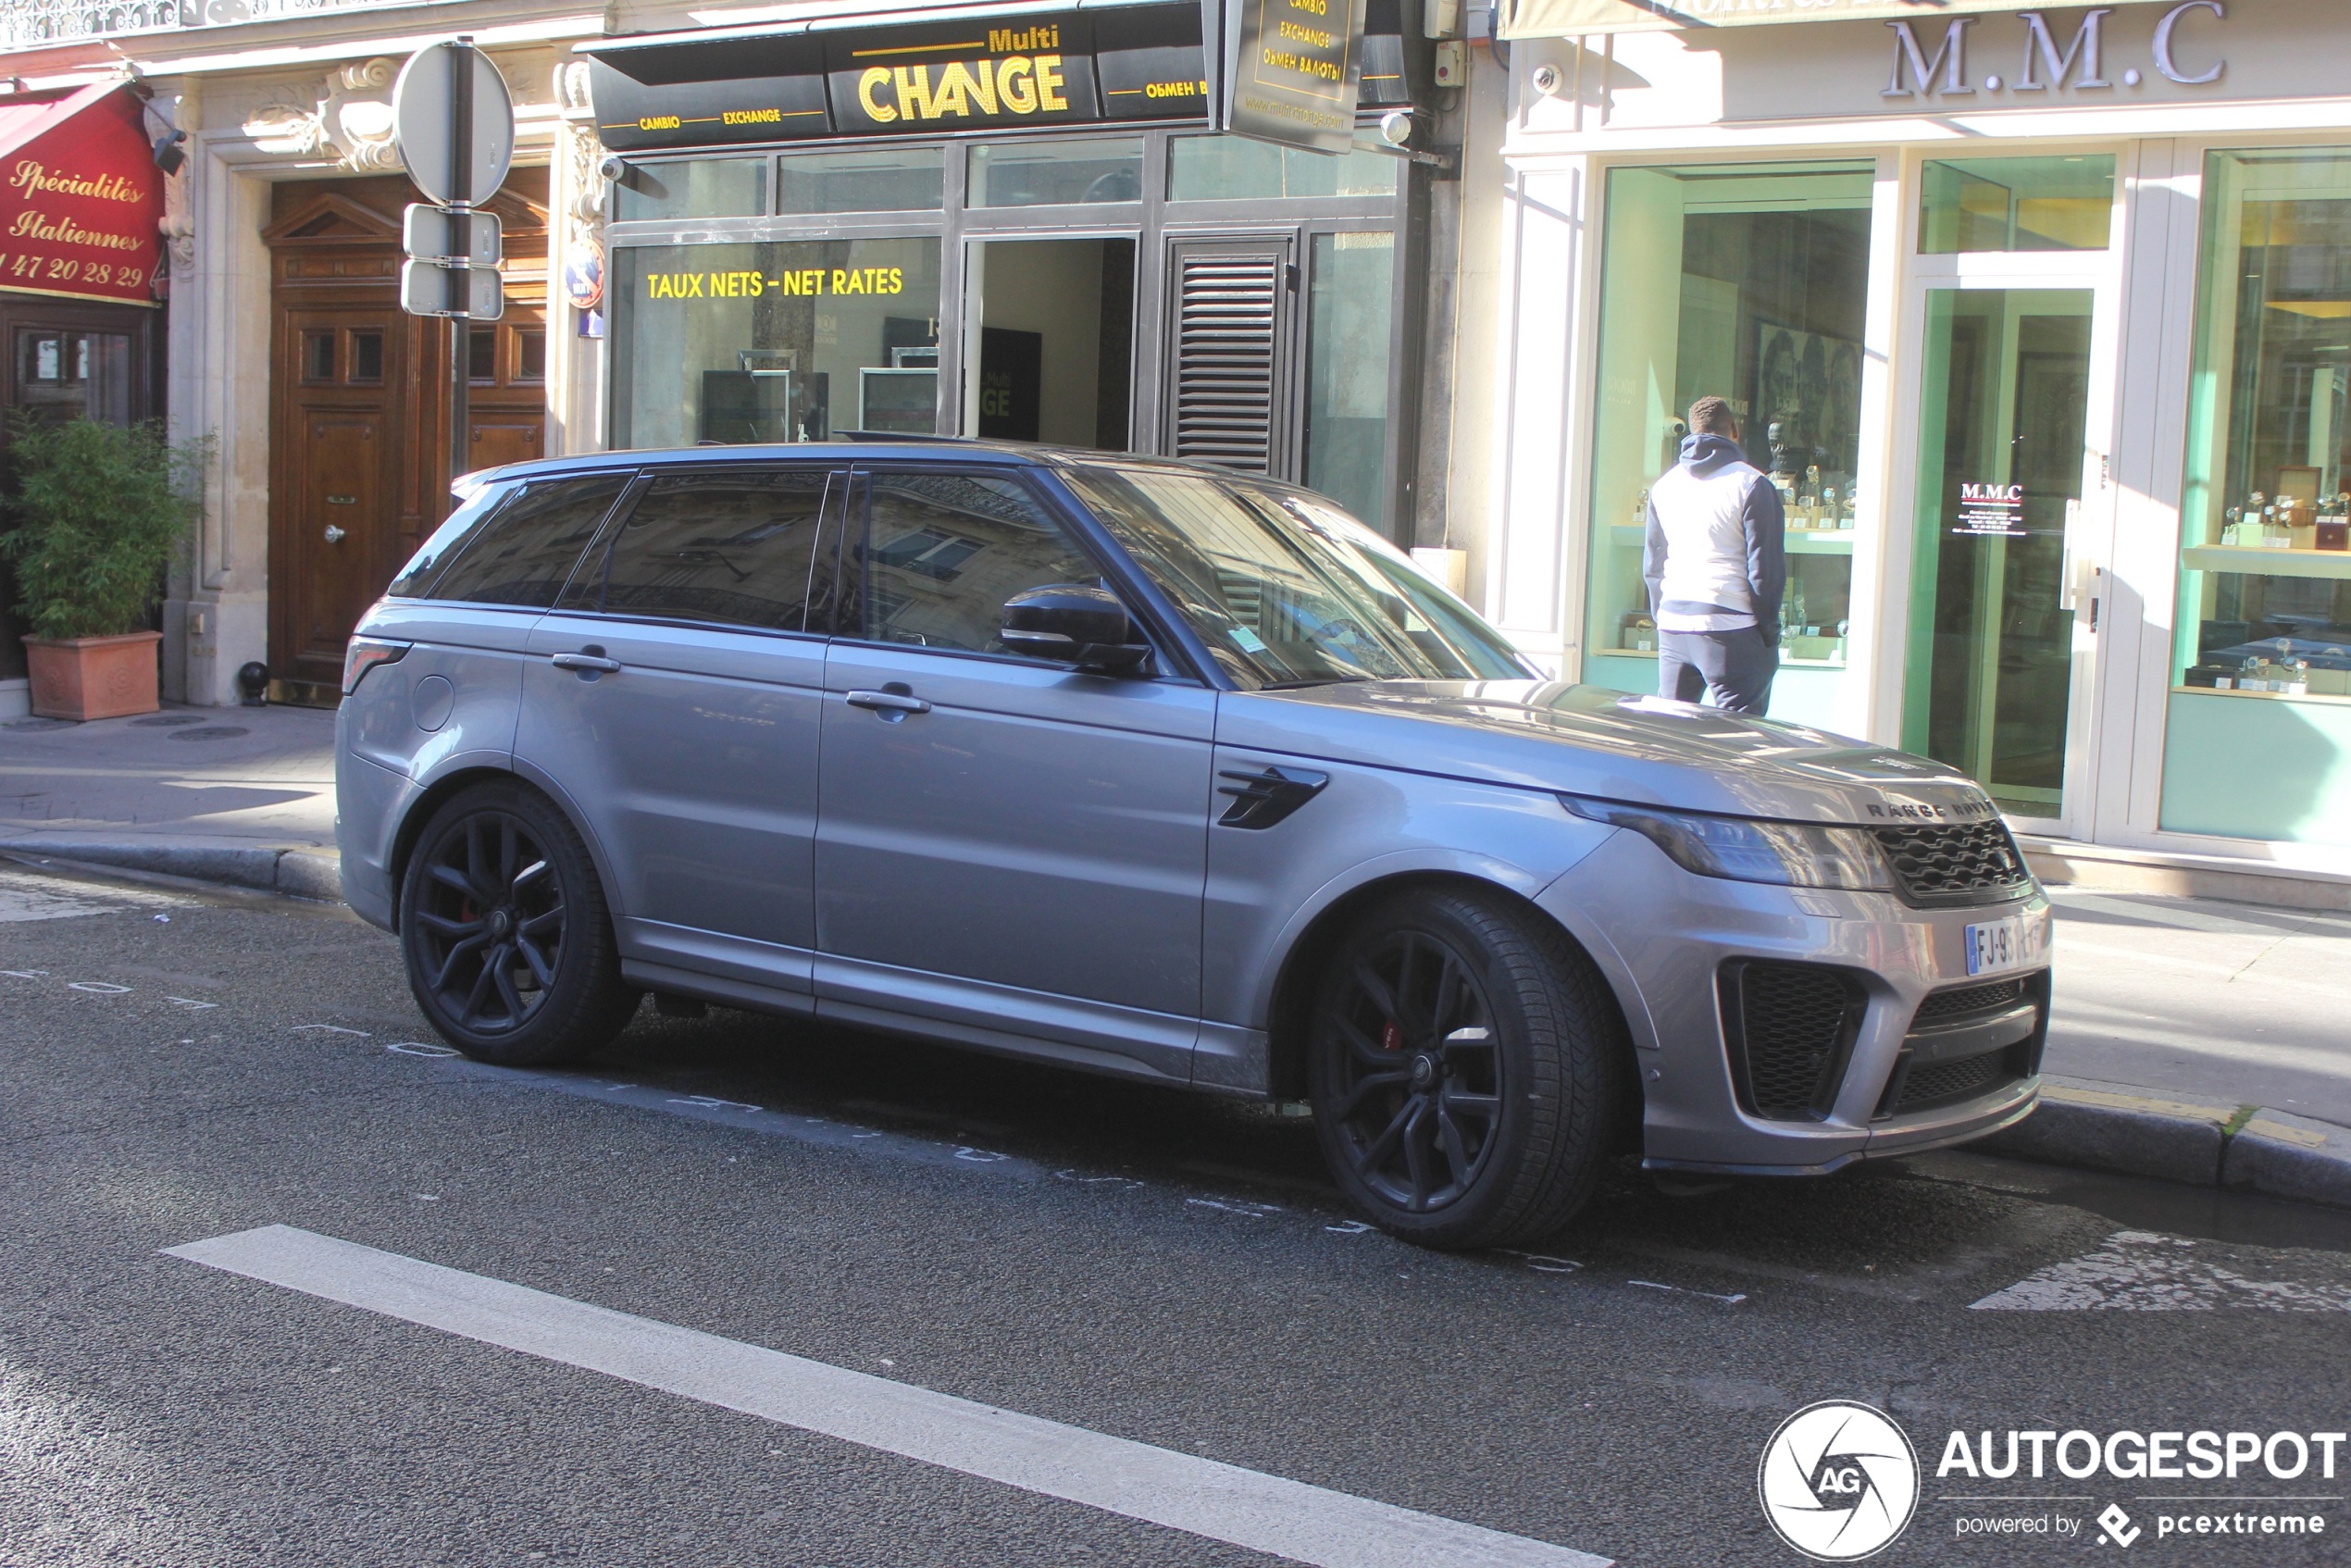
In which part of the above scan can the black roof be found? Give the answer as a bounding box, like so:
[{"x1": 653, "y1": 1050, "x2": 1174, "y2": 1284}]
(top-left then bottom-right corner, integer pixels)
[{"x1": 459, "y1": 439, "x2": 1224, "y2": 491}]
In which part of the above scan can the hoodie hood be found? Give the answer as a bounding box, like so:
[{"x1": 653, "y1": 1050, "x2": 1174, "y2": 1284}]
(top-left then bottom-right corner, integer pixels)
[
  {"x1": 1678, "y1": 431, "x2": 1753, "y2": 478},
  {"x1": 1217, "y1": 680, "x2": 2001, "y2": 828}
]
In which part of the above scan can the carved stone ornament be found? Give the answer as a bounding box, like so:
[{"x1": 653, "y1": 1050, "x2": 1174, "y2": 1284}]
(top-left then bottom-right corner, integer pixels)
[
  {"x1": 556, "y1": 59, "x2": 594, "y2": 118},
  {"x1": 142, "y1": 95, "x2": 196, "y2": 272},
  {"x1": 242, "y1": 57, "x2": 402, "y2": 170}
]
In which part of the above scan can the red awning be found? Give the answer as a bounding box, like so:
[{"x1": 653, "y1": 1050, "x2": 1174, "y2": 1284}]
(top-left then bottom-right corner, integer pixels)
[{"x1": 0, "y1": 81, "x2": 165, "y2": 307}]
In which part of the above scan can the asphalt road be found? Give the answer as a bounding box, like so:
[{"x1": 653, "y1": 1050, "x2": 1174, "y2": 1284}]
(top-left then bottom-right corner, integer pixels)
[{"x1": 4, "y1": 858, "x2": 2348, "y2": 1568}]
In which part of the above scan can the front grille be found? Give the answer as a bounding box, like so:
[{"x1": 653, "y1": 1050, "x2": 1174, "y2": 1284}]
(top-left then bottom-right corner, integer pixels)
[
  {"x1": 1871, "y1": 820, "x2": 2034, "y2": 907},
  {"x1": 1894, "y1": 1050, "x2": 2014, "y2": 1112},
  {"x1": 1721, "y1": 961, "x2": 1864, "y2": 1121},
  {"x1": 1913, "y1": 977, "x2": 2027, "y2": 1023}
]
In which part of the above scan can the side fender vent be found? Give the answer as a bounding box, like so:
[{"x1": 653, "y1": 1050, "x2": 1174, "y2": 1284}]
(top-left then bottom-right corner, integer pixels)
[{"x1": 1216, "y1": 765, "x2": 1329, "y2": 829}]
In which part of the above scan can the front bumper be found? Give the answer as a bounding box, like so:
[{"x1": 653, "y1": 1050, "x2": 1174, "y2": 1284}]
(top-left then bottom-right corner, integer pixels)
[{"x1": 1536, "y1": 828, "x2": 2049, "y2": 1174}]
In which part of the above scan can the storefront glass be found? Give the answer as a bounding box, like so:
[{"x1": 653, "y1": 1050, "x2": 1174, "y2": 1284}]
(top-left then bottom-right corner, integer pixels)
[
  {"x1": 1165, "y1": 136, "x2": 1399, "y2": 201},
  {"x1": 777, "y1": 148, "x2": 944, "y2": 214},
  {"x1": 968, "y1": 138, "x2": 1143, "y2": 205},
  {"x1": 2168, "y1": 146, "x2": 2351, "y2": 847},
  {"x1": 1919, "y1": 156, "x2": 2115, "y2": 254},
  {"x1": 1302, "y1": 232, "x2": 1395, "y2": 529},
  {"x1": 1582, "y1": 162, "x2": 1873, "y2": 725},
  {"x1": 610, "y1": 238, "x2": 943, "y2": 448},
  {"x1": 614, "y1": 157, "x2": 765, "y2": 221},
  {"x1": 1903, "y1": 288, "x2": 2096, "y2": 819}
]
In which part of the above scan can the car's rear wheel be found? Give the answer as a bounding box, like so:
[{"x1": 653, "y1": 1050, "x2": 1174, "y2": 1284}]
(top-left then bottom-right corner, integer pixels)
[
  {"x1": 1306, "y1": 887, "x2": 1626, "y2": 1250},
  {"x1": 398, "y1": 781, "x2": 637, "y2": 1066}
]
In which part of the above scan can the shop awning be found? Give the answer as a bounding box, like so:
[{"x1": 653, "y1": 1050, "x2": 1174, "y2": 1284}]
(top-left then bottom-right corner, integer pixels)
[
  {"x1": 1499, "y1": 0, "x2": 2173, "y2": 40},
  {"x1": 0, "y1": 81, "x2": 164, "y2": 306}
]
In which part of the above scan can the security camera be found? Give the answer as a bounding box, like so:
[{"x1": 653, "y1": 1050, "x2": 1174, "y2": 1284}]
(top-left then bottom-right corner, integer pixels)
[
  {"x1": 599, "y1": 154, "x2": 658, "y2": 193},
  {"x1": 1529, "y1": 62, "x2": 1564, "y2": 95},
  {"x1": 1377, "y1": 110, "x2": 1413, "y2": 148}
]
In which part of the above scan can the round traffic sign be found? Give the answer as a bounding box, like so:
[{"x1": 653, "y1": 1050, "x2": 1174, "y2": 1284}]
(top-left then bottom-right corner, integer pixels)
[{"x1": 392, "y1": 41, "x2": 514, "y2": 206}]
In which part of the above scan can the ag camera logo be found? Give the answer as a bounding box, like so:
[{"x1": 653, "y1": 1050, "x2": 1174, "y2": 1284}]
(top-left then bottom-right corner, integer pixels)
[{"x1": 1760, "y1": 1400, "x2": 1922, "y2": 1561}]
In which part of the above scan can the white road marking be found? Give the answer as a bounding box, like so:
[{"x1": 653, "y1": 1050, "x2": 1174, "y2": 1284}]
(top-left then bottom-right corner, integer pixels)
[
  {"x1": 1971, "y1": 1231, "x2": 2351, "y2": 1313},
  {"x1": 1624, "y1": 1279, "x2": 1745, "y2": 1304},
  {"x1": 167, "y1": 1226, "x2": 1608, "y2": 1568}
]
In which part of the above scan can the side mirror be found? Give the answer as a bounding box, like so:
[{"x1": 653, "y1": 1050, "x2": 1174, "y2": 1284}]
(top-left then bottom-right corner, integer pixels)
[{"x1": 1001, "y1": 584, "x2": 1152, "y2": 675}]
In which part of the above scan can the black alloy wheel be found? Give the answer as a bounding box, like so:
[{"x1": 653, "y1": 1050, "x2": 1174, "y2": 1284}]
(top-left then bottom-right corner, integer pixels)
[
  {"x1": 1322, "y1": 930, "x2": 1505, "y2": 1214},
  {"x1": 1307, "y1": 887, "x2": 1627, "y2": 1250},
  {"x1": 399, "y1": 781, "x2": 637, "y2": 1066},
  {"x1": 412, "y1": 811, "x2": 565, "y2": 1035}
]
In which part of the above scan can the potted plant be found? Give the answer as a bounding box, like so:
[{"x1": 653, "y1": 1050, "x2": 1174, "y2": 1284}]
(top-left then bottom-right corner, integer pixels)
[{"x1": 3, "y1": 414, "x2": 205, "y2": 722}]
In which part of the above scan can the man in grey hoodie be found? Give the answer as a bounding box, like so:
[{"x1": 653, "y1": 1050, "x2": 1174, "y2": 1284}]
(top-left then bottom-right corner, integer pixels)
[{"x1": 1642, "y1": 396, "x2": 1786, "y2": 716}]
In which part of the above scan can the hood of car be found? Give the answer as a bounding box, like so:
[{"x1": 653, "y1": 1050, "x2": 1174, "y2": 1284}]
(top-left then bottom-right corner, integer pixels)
[{"x1": 1216, "y1": 680, "x2": 1999, "y2": 828}]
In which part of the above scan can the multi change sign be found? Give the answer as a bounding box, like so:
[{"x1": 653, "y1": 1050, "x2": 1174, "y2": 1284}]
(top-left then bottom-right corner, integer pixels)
[{"x1": 583, "y1": 0, "x2": 1407, "y2": 154}]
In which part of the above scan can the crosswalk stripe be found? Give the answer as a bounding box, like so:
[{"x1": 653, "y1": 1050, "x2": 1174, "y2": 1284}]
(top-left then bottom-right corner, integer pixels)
[{"x1": 167, "y1": 1225, "x2": 1610, "y2": 1568}]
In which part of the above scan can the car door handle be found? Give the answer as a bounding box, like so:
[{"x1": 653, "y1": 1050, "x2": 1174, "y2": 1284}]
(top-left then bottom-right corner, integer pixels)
[
  {"x1": 550, "y1": 652, "x2": 623, "y2": 674},
  {"x1": 846, "y1": 688, "x2": 930, "y2": 715}
]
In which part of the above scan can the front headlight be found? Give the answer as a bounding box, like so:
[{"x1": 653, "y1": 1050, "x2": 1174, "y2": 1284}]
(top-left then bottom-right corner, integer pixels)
[{"x1": 1561, "y1": 795, "x2": 1896, "y2": 893}]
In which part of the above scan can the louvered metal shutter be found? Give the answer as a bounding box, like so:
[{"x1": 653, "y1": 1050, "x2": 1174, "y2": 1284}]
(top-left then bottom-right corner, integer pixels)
[{"x1": 1165, "y1": 245, "x2": 1289, "y2": 473}]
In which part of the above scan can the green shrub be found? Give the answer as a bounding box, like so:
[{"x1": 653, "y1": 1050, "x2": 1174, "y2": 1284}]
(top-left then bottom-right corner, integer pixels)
[{"x1": 2, "y1": 414, "x2": 207, "y2": 641}]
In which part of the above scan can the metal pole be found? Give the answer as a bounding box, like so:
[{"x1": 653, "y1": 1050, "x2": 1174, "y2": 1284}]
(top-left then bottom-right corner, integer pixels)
[{"x1": 446, "y1": 36, "x2": 474, "y2": 510}]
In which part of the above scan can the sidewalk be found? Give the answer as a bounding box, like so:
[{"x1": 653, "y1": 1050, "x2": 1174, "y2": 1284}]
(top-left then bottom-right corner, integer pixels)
[
  {"x1": 0, "y1": 702, "x2": 341, "y2": 897},
  {"x1": 3, "y1": 704, "x2": 2346, "y2": 1205}
]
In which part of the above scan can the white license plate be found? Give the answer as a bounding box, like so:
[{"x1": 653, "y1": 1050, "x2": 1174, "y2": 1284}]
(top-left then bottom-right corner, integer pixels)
[{"x1": 1963, "y1": 912, "x2": 2046, "y2": 977}]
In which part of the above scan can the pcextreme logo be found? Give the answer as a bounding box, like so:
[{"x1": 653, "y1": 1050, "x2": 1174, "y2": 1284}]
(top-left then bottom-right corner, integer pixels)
[{"x1": 1760, "y1": 1401, "x2": 1922, "y2": 1562}]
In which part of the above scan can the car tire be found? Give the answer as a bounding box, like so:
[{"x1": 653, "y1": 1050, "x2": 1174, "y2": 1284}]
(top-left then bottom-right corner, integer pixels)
[
  {"x1": 398, "y1": 780, "x2": 638, "y2": 1066},
  {"x1": 1306, "y1": 886, "x2": 1627, "y2": 1250}
]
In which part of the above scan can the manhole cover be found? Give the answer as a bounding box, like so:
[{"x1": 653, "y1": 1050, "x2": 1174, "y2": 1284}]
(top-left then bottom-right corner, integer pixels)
[
  {"x1": 169, "y1": 726, "x2": 251, "y2": 741},
  {"x1": 132, "y1": 714, "x2": 205, "y2": 727}
]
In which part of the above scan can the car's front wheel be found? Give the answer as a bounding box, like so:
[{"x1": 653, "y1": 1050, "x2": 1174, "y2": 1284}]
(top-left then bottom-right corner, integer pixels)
[
  {"x1": 398, "y1": 781, "x2": 637, "y2": 1066},
  {"x1": 1306, "y1": 887, "x2": 1627, "y2": 1250}
]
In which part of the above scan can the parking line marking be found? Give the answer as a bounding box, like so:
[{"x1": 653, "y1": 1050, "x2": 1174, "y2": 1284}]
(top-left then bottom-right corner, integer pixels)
[{"x1": 167, "y1": 1226, "x2": 1608, "y2": 1568}]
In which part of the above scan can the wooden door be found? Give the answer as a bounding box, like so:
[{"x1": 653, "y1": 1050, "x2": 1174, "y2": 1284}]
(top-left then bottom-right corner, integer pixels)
[{"x1": 265, "y1": 172, "x2": 549, "y2": 703}]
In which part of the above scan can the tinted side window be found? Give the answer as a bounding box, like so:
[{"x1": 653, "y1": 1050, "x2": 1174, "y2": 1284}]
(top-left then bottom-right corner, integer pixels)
[
  {"x1": 426, "y1": 475, "x2": 628, "y2": 607},
  {"x1": 387, "y1": 483, "x2": 514, "y2": 598},
  {"x1": 850, "y1": 472, "x2": 1104, "y2": 654},
  {"x1": 583, "y1": 467, "x2": 832, "y2": 633}
]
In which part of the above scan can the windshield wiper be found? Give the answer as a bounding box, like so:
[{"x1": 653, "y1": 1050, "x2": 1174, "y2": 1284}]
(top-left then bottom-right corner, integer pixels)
[{"x1": 1255, "y1": 675, "x2": 1372, "y2": 691}]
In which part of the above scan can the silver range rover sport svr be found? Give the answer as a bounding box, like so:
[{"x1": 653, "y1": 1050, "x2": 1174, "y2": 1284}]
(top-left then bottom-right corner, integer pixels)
[{"x1": 337, "y1": 442, "x2": 2052, "y2": 1250}]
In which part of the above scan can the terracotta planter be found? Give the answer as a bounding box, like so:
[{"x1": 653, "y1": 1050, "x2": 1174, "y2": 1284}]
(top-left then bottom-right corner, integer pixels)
[{"x1": 23, "y1": 630, "x2": 163, "y2": 721}]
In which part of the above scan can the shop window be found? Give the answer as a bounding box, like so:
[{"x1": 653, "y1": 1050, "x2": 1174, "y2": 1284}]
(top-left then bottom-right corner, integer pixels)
[
  {"x1": 301, "y1": 330, "x2": 336, "y2": 382},
  {"x1": 1583, "y1": 163, "x2": 1874, "y2": 727},
  {"x1": 1301, "y1": 232, "x2": 1395, "y2": 531},
  {"x1": 962, "y1": 238, "x2": 1135, "y2": 450},
  {"x1": 1920, "y1": 156, "x2": 2114, "y2": 254},
  {"x1": 777, "y1": 147, "x2": 943, "y2": 214},
  {"x1": 15, "y1": 329, "x2": 132, "y2": 425},
  {"x1": 969, "y1": 138, "x2": 1142, "y2": 207},
  {"x1": 2171, "y1": 146, "x2": 2351, "y2": 839},
  {"x1": 468, "y1": 327, "x2": 497, "y2": 382},
  {"x1": 584, "y1": 468, "x2": 830, "y2": 632},
  {"x1": 614, "y1": 157, "x2": 765, "y2": 222},
  {"x1": 1166, "y1": 136, "x2": 1398, "y2": 202},
  {"x1": 516, "y1": 329, "x2": 547, "y2": 383},
  {"x1": 611, "y1": 237, "x2": 942, "y2": 449},
  {"x1": 350, "y1": 330, "x2": 384, "y2": 383}
]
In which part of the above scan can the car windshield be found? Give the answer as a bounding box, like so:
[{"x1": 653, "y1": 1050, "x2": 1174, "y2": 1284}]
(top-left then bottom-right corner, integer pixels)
[{"x1": 1064, "y1": 465, "x2": 1535, "y2": 687}]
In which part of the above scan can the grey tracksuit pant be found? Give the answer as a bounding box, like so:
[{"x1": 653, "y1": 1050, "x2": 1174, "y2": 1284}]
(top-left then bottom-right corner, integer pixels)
[{"x1": 1659, "y1": 626, "x2": 1778, "y2": 716}]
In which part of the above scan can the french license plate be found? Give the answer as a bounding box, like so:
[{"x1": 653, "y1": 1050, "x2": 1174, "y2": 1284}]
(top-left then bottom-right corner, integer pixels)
[{"x1": 1963, "y1": 911, "x2": 2046, "y2": 977}]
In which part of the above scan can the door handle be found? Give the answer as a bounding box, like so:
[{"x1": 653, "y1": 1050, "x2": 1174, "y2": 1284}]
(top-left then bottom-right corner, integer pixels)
[
  {"x1": 846, "y1": 688, "x2": 931, "y2": 716},
  {"x1": 322, "y1": 524, "x2": 346, "y2": 544},
  {"x1": 551, "y1": 652, "x2": 623, "y2": 674}
]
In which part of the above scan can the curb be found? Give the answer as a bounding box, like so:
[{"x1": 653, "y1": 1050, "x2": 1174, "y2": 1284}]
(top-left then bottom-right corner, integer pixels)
[
  {"x1": 0, "y1": 839, "x2": 342, "y2": 903},
  {"x1": 1974, "y1": 1076, "x2": 2351, "y2": 1211}
]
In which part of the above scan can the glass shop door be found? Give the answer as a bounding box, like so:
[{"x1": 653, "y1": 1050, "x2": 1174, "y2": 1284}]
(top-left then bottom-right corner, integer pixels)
[{"x1": 1900, "y1": 277, "x2": 2119, "y2": 834}]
